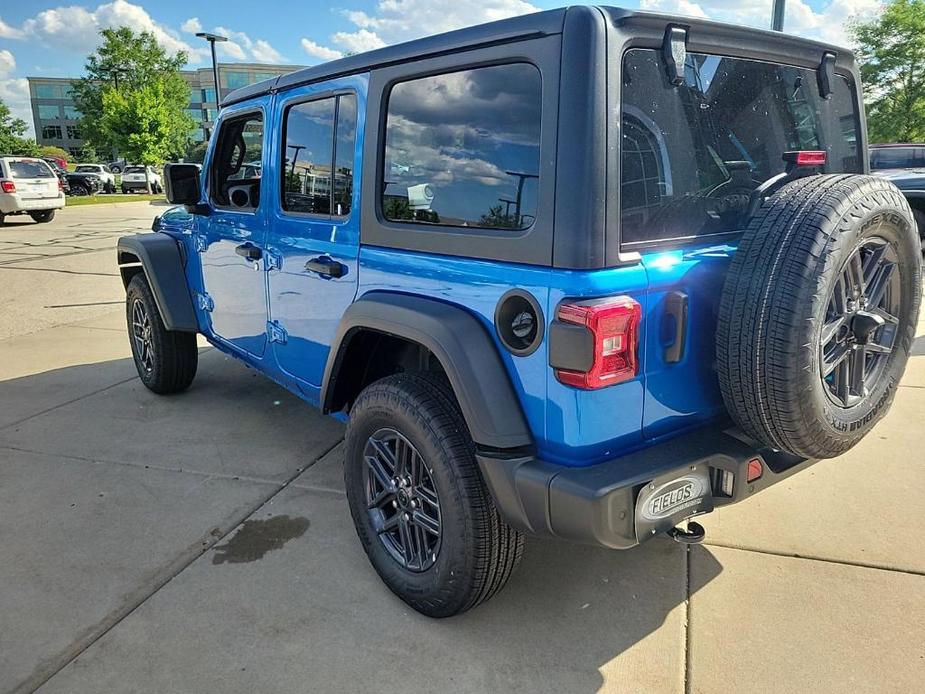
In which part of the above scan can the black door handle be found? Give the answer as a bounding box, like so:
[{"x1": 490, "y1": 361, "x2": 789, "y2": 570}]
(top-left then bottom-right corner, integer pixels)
[
  {"x1": 235, "y1": 243, "x2": 262, "y2": 261},
  {"x1": 663, "y1": 290, "x2": 689, "y2": 364},
  {"x1": 304, "y1": 256, "x2": 346, "y2": 278}
]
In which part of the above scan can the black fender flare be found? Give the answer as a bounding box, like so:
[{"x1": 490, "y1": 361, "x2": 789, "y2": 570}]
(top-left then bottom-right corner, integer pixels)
[
  {"x1": 321, "y1": 292, "x2": 533, "y2": 450},
  {"x1": 117, "y1": 233, "x2": 198, "y2": 332}
]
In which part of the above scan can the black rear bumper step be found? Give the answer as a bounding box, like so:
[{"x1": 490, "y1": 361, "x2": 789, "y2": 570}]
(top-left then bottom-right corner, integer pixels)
[{"x1": 476, "y1": 425, "x2": 816, "y2": 549}]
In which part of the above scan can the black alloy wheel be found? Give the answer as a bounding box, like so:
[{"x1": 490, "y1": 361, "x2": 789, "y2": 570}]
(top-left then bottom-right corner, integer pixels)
[
  {"x1": 363, "y1": 427, "x2": 442, "y2": 572},
  {"x1": 820, "y1": 237, "x2": 902, "y2": 408},
  {"x1": 131, "y1": 297, "x2": 155, "y2": 374}
]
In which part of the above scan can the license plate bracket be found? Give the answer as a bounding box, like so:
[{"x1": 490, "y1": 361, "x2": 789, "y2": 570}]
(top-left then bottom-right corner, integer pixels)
[{"x1": 635, "y1": 467, "x2": 713, "y2": 542}]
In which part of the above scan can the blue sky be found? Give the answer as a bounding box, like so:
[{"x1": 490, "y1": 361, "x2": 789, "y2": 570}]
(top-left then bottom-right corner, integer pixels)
[{"x1": 0, "y1": 0, "x2": 880, "y2": 135}]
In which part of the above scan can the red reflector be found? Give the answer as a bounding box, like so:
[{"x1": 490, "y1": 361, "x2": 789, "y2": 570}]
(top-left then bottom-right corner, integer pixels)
[
  {"x1": 783, "y1": 150, "x2": 827, "y2": 167},
  {"x1": 746, "y1": 458, "x2": 763, "y2": 482},
  {"x1": 555, "y1": 296, "x2": 641, "y2": 389},
  {"x1": 0, "y1": 180, "x2": 15, "y2": 193}
]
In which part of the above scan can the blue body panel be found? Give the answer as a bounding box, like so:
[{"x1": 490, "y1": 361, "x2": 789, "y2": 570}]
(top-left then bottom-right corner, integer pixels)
[{"x1": 162, "y1": 71, "x2": 732, "y2": 470}]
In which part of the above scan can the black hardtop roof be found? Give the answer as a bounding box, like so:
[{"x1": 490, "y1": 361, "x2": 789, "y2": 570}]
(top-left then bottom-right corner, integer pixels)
[{"x1": 221, "y1": 5, "x2": 850, "y2": 107}]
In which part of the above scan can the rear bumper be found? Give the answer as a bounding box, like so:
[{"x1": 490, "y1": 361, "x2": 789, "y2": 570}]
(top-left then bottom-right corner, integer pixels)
[
  {"x1": 0, "y1": 194, "x2": 65, "y2": 213},
  {"x1": 122, "y1": 180, "x2": 157, "y2": 190},
  {"x1": 476, "y1": 425, "x2": 817, "y2": 549}
]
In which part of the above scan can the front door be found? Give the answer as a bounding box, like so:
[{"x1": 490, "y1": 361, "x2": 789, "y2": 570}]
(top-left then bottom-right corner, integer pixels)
[
  {"x1": 265, "y1": 76, "x2": 365, "y2": 390},
  {"x1": 199, "y1": 106, "x2": 269, "y2": 358}
]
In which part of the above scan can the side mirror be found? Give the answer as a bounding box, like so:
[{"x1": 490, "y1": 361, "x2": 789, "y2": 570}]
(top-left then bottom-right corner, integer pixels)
[{"x1": 164, "y1": 163, "x2": 202, "y2": 209}]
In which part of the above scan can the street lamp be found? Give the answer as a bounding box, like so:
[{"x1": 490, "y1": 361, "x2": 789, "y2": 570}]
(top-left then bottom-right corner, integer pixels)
[
  {"x1": 195, "y1": 32, "x2": 228, "y2": 109},
  {"x1": 771, "y1": 0, "x2": 785, "y2": 31}
]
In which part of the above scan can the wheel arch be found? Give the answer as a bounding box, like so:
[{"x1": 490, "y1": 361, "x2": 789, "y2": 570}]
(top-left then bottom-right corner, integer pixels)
[
  {"x1": 322, "y1": 292, "x2": 533, "y2": 450},
  {"x1": 117, "y1": 233, "x2": 199, "y2": 332}
]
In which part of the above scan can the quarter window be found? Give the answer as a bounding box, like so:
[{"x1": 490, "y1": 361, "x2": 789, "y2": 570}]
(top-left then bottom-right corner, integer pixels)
[
  {"x1": 281, "y1": 93, "x2": 356, "y2": 216},
  {"x1": 382, "y1": 63, "x2": 542, "y2": 230}
]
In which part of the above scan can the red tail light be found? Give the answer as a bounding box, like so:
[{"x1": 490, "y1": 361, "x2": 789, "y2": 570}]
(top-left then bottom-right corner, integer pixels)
[
  {"x1": 58, "y1": 178, "x2": 64, "y2": 192},
  {"x1": 1, "y1": 180, "x2": 15, "y2": 193},
  {"x1": 555, "y1": 296, "x2": 641, "y2": 389},
  {"x1": 783, "y1": 150, "x2": 826, "y2": 167}
]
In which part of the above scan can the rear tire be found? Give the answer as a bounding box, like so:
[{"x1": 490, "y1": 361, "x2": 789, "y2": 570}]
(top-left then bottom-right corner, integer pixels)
[
  {"x1": 717, "y1": 174, "x2": 921, "y2": 459},
  {"x1": 125, "y1": 274, "x2": 198, "y2": 394},
  {"x1": 30, "y1": 210, "x2": 55, "y2": 223},
  {"x1": 344, "y1": 372, "x2": 524, "y2": 617}
]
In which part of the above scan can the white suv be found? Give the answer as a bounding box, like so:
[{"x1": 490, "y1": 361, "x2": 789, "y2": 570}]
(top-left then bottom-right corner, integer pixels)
[
  {"x1": 73, "y1": 163, "x2": 116, "y2": 193},
  {"x1": 121, "y1": 166, "x2": 162, "y2": 194},
  {"x1": 0, "y1": 157, "x2": 65, "y2": 225}
]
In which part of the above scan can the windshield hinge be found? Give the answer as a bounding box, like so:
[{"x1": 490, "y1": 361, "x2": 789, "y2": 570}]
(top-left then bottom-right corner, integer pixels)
[
  {"x1": 662, "y1": 25, "x2": 688, "y2": 86},
  {"x1": 266, "y1": 251, "x2": 282, "y2": 271},
  {"x1": 267, "y1": 320, "x2": 288, "y2": 344},
  {"x1": 193, "y1": 235, "x2": 207, "y2": 253},
  {"x1": 197, "y1": 292, "x2": 214, "y2": 312},
  {"x1": 817, "y1": 51, "x2": 836, "y2": 100}
]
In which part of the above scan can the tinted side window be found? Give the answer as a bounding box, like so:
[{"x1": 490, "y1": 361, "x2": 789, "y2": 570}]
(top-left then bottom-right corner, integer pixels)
[
  {"x1": 211, "y1": 112, "x2": 264, "y2": 209},
  {"x1": 382, "y1": 63, "x2": 541, "y2": 230},
  {"x1": 620, "y1": 50, "x2": 860, "y2": 246},
  {"x1": 282, "y1": 94, "x2": 356, "y2": 216}
]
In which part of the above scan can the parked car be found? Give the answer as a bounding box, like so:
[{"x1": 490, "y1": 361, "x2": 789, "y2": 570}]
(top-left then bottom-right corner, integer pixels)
[
  {"x1": 118, "y1": 7, "x2": 922, "y2": 617},
  {"x1": 73, "y1": 164, "x2": 117, "y2": 193},
  {"x1": 121, "y1": 166, "x2": 162, "y2": 194},
  {"x1": 108, "y1": 159, "x2": 127, "y2": 174},
  {"x1": 0, "y1": 156, "x2": 65, "y2": 224},
  {"x1": 42, "y1": 159, "x2": 71, "y2": 194},
  {"x1": 42, "y1": 155, "x2": 68, "y2": 172},
  {"x1": 869, "y1": 143, "x2": 925, "y2": 172},
  {"x1": 65, "y1": 171, "x2": 103, "y2": 196}
]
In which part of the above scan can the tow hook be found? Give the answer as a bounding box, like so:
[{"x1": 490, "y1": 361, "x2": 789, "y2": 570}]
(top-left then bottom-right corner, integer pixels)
[{"x1": 667, "y1": 521, "x2": 705, "y2": 545}]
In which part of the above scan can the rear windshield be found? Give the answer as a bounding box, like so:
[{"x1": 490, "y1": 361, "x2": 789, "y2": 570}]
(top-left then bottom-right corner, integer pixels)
[
  {"x1": 620, "y1": 49, "x2": 860, "y2": 247},
  {"x1": 870, "y1": 147, "x2": 925, "y2": 170},
  {"x1": 124, "y1": 167, "x2": 144, "y2": 174},
  {"x1": 8, "y1": 160, "x2": 54, "y2": 178},
  {"x1": 75, "y1": 165, "x2": 100, "y2": 172}
]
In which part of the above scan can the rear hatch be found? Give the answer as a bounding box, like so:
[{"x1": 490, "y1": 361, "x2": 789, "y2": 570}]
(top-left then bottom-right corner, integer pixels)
[
  {"x1": 619, "y1": 46, "x2": 863, "y2": 440},
  {"x1": 8, "y1": 159, "x2": 59, "y2": 199},
  {"x1": 123, "y1": 167, "x2": 147, "y2": 183}
]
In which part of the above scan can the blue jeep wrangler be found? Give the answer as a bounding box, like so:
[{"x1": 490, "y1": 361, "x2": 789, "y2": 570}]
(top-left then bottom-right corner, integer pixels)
[{"x1": 118, "y1": 7, "x2": 922, "y2": 617}]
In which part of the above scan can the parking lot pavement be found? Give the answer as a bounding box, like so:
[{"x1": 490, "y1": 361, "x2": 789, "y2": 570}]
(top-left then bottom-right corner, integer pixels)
[
  {"x1": 0, "y1": 201, "x2": 164, "y2": 340},
  {"x1": 1, "y1": 215, "x2": 924, "y2": 692}
]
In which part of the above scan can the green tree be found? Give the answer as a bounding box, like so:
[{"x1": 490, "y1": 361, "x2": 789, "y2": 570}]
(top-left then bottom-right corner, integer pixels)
[
  {"x1": 72, "y1": 27, "x2": 193, "y2": 159},
  {"x1": 0, "y1": 99, "x2": 40, "y2": 156},
  {"x1": 850, "y1": 0, "x2": 925, "y2": 142},
  {"x1": 39, "y1": 145, "x2": 70, "y2": 162},
  {"x1": 78, "y1": 142, "x2": 99, "y2": 163},
  {"x1": 101, "y1": 81, "x2": 190, "y2": 192}
]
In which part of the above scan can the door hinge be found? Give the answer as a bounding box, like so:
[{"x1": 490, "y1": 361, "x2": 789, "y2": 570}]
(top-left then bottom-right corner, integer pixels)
[
  {"x1": 193, "y1": 235, "x2": 207, "y2": 253},
  {"x1": 197, "y1": 292, "x2": 214, "y2": 312},
  {"x1": 267, "y1": 320, "x2": 288, "y2": 344},
  {"x1": 266, "y1": 252, "x2": 283, "y2": 271}
]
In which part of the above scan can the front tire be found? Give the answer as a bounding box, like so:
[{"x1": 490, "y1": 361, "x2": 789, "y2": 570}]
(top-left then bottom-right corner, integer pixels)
[
  {"x1": 30, "y1": 210, "x2": 55, "y2": 223},
  {"x1": 125, "y1": 274, "x2": 198, "y2": 394},
  {"x1": 344, "y1": 373, "x2": 524, "y2": 617}
]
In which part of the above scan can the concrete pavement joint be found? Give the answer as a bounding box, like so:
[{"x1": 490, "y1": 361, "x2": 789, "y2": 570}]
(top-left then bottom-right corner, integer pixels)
[
  {"x1": 702, "y1": 540, "x2": 925, "y2": 577},
  {"x1": 16, "y1": 437, "x2": 343, "y2": 694},
  {"x1": 0, "y1": 376, "x2": 138, "y2": 432}
]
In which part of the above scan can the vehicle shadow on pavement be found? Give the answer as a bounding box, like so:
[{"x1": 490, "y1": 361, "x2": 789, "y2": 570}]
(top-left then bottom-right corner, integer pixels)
[{"x1": 0, "y1": 354, "x2": 723, "y2": 693}]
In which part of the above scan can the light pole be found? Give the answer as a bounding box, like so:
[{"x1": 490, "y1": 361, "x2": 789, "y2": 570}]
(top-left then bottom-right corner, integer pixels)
[
  {"x1": 195, "y1": 32, "x2": 228, "y2": 110},
  {"x1": 771, "y1": 0, "x2": 785, "y2": 31}
]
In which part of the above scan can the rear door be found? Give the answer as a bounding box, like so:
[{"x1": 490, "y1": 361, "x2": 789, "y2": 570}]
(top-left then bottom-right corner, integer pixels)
[
  {"x1": 265, "y1": 75, "x2": 365, "y2": 390},
  {"x1": 8, "y1": 159, "x2": 58, "y2": 200},
  {"x1": 618, "y1": 48, "x2": 862, "y2": 439}
]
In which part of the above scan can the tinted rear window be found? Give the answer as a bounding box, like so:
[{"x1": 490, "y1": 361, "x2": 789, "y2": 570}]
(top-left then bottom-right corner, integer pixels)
[
  {"x1": 124, "y1": 167, "x2": 144, "y2": 174},
  {"x1": 870, "y1": 147, "x2": 925, "y2": 170},
  {"x1": 620, "y1": 49, "x2": 860, "y2": 247},
  {"x1": 382, "y1": 63, "x2": 542, "y2": 230},
  {"x1": 75, "y1": 165, "x2": 99, "y2": 172},
  {"x1": 9, "y1": 160, "x2": 54, "y2": 178}
]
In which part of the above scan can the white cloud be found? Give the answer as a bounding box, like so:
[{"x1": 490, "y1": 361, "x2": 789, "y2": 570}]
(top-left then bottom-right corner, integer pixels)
[
  {"x1": 301, "y1": 39, "x2": 343, "y2": 62},
  {"x1": 301, "y1": 0, "x2": 538, "y2": 63},
  {"x1": 0, "y1": 16, "x2": 25, "y2": 39},
  {"x1": 640, "y1": 0, "x2": 882, "y2": 45},
  {"x1": 0, "y1": 50, "x2": 35, "y2": 137},
  {"x1": 251, "y1": 39, "x2": 287, "y2": 63},
  {"x1": 331, "y1": 28, "x2": 386, "y2": 53},
  {"x1": 181, "y1": 17, "x2": 202, "y2": 34}
]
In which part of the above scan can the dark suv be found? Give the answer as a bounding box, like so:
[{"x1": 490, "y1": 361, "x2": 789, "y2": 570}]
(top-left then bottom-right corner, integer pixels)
[{"x1": 117, "y1": 7, "x2": 922, "y2": 617}]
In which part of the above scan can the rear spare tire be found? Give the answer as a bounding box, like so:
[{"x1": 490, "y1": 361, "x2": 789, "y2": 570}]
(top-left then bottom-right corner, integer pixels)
[{"x1": 717, "y1": 174, "x2": 921, "y2": 459}]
